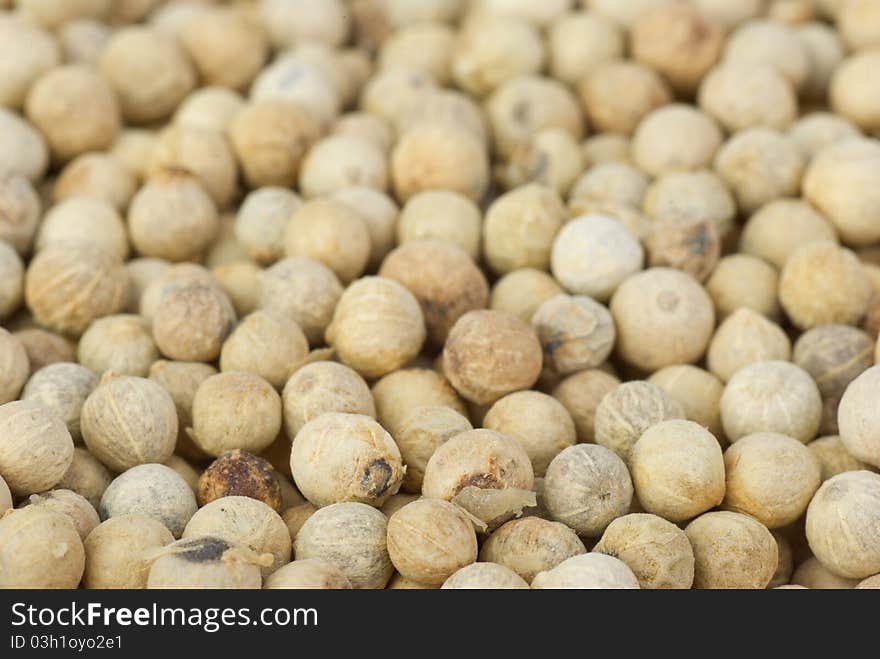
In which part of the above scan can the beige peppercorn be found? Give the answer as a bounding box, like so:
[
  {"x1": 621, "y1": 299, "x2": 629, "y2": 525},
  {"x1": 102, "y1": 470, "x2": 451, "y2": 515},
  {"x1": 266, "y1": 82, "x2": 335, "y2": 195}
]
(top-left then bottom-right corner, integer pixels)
[
  {"x1": 740, "y1": 199, "x2": 838, "y2": 271},
  {"x1": 595, "y1": 513, "x2": 696, "y2": 589},
  {"x1": 441, "y1": 562, "x2": 529, "y2": 589},
  {"x1": 686, "y1": 511, "x2": 778, "y2": 589},
  {"x1": 394, "y1": 406, "x2": 473, "y2": 493},
  {"x1": 164, "y1": 455, "x2": 200, "y2": 495},
  {"x1": 36, "y1": 196, "x2": 128, "y2": 261},
  {"x1": 789, "y1": 113, "x2": 860, "y2": 162},
  {"x1": 396, "y1": 190, "x2": 482, "y2": 262},
  {"x1": 645, "y1": 214, "x2": 720, "y2": 283},
  {"x1": 837, "y1": 0, "x2": 880, "y2": 50},
  {"x1": 610, "y1": 268, "x2": 715, "y2": 372},
  {"x1": 259, "y1": 258, "x2": 343, "y2": 346},
  {"x1": 290, "y1": 413, "x2": 403, "y2": 508},
  {"x1": 0, "y1": 506, "x2": 84, "y2": 588},
  {"x1": 796, "y1": 23, "x2": 846, "y2": 101},
  {"x1": 0, "y1": 16, "x2": 60, "y2": 110},
  {"x1": 212, "y1": 261, "x2": 261, "y2": 319},
  {"x1": 234, "y1": 187, "x2": 300, "y2": 266},
  {"x1": 543, "y1": 444, "x2": 632, "y2": 536},
  {"x1": 490, "y1": 269, "x2": 563, "y2": 324},
  {"x1": 56, "y1": 448, "x2": 111, "y2": 510},
  {"x1": 0, "y1": 174, "x2": 41, "y2": 255},
  {"x1": 548, "y1": 11, "x2": 623, "y2": 86},
  {"x1": 808, "y1": 435, "x2": 874, "y2": 482},
  {"x1": 99, "y1": 27, "x2": 196, "y2": 125},
  {"x1": 831, "y1": 52, "x2": 880, "y2": 135},
  {"x1": 83, "y1": 514, "x2": 174, "y2": 589},
  {"x1": 803, "y1": 139, "x2": 880, "y2": 247},
  {"x1": 721, "y1": 361, "x2": 822, "y2": 443},
  {"x1": 25, "y1": 244, "x2": 129, "y2": 336},
  {"x1": 100, "y1": 463, "x2": 197, "y2": 538},
  {"x1": 151, "y1": 281, "x2": 236, "y2": 362},
  {"x1": 23, "y1": 363, "x2": 96, "y2": 443},
  {"x1": 190, "y1": 371, "x2": 281, "y2": 458},
  {"x1": 725, "y1": 19, "x2": 810, "y2": 91},
  {"x1": 372, "y1": 368, "x2": 467, "y2": 437},
  {"x1": 570, "y1": 163, "x2": 648, "y2": 210},
  {"x1": 707, "y1": 309, "x2": 791, "y2": 383},
  {"x1": 805, "y1": 470, "x2": 880, "y2": 579},
  {"x1": 722, "y1": 432, "x2": 821, "y2": 528},
  {"x1": 531, "y1": 552, "x2": 640, "y2": 589},
  {"x1": 699, "y1": 62, "x2": 797, "y2": 132},
  {"x1": 479, "y1": 516, "x2": 586, "y2": 583},
  {"x1": 81, "y1": 374, "x2": 178, "y2": 473},
  {"x1": 633, "y1": 105, "x2": 725, "y2": 177},
  {"x1": 264, "y1": 558, "x2": 353, "y2": 590},
  {"x1": 648, "y1": 365, "x2": 725, "y2": 442},
  {"x1": 331, "y1": 187, "x2": 400, "y2": 271},
  {"x1": 714, "y1": 128, "x2": 806, "y2": 214},
  {"x1": 220, "y1": 311, "x2": 309, "y2": 389},
  {"x1": 146, "y1": 536, "x2": 268, "y2": 589},
  {"x1": 552, "y1": 369, "x2": 620, "y2": 444},
  {"x1": 594, "y1": 381, "x2": 685, "y2": 460},
  {"x1": 53, "y1": 155, "x2": 135, "y2": 216},
  {"x1": 0, "y1": 109, "x2": 49, "y2": 183},
  {"x1": 174, "y1": 87, "x2": 245, "y2": 134},
  {"x1": 77, "y1": 315, "x2": 158, "y2": 378},
  {"x1": 531, "y1": 295, "x2": 615, "y2": 376},
  {"x1": 706, "y1": 254, "x2": 781, "y2": 322},
  {"x1": 24, "y1": 488, "x2": 99, "y2": 541},
  {"x1": 779, "y1": 241, "x2": 871, "y2": 330},
  {"x1": 838, "y1": 365, "x2": 880, "y2": 468},
  {"x1": 11, "y1": 329, "x2": 71, "y2": 376},
  {"x1": 147, "y1": 360, "x2": 216, "y2": 462},
  {"x1": 794, "y1": 325, "x2": 873, "y2": 401},
  {"x1": 791, "y1": 556, "x2": 859, "y2": 589},
  {"x1": 0, "y1": 328, "x2": 28, "y2": 405}
]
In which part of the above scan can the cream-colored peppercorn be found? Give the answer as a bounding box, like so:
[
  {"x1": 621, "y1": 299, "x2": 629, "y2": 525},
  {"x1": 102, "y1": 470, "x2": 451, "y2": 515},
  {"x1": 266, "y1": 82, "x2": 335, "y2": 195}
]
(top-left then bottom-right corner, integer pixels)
[
  {"x1": 569, "y1": 163, "x2": 648, "y2": 210},
  {"x1": 791, "y1": 556, "x2": 859, "y2": 589},
  {"x1": 0, "y1": 328, "x2": 28, "y2": 405},
  {"x1": 707, "y1": 309, "x2": 791, "y2": 383},
  {"x1": 183, "y1": 496, "x2": 290, "y2": 576},
  {"x1": 634, "y1": 104, "x2": 725, "y2": 178},
  {"x1": 0, "y1": 174, "x2": 41, "y2": 255},
  {"x1": 109, "y1": 129, "x2": 157, "y2": 183},
  {"x1": 479, "y1": 516, "x2": 586, "y2": 583},
  {"x1": 648, "y1": 365, "x2": 725, "y2": 440},
  {"x1": 808, "y1": 436, "x2": 874, "y2": 482},
  {"x1": 220, "y1": 311, "x2": 309, "y2": 389},
  {"x1": 630, "y1": 420, "x2": 725, "y2": 523},
  {"x1": 212, "y1": 261, "x2": 261, "y2": 318},
  {"x1": 128, "y1": 170, "x2": 218, "y2": 263},
  {"x1": 610, "y1": 268, "x2": 715, "y2": 372},
  {"x1": 148, "y1": 360, "x2": 216, "y2": 462},
  {"x1": 251, "y1": 55, "x2": 341, "y2": 129},
  {"x1": 532, "y1": 294, "x2": 614, "y2": 375},
  {"x1": 796, "y1": 23, "x2": 846, "y2": 101},
  {"x1": 147, "y1": 536, "x2": 268, "y2": 589},
  {"x1": 283, "y1": 198, "x2": 370, "y2": 285},
  {"x1": 25, "y1": 244, "x2": 129, "y2": 336},
  {"x1": 551, "y1": 215, "x2": 644, "y2": 303},
  {"x1": 803, "y1": 139, "x2": 880, "y2": 247},
  {"x1": 290, "y1": 413, "x2": 403, "y2": 508},
  {"x1": 578, "y1": 60, "x2": 672, "y2": 136},
  {"x1": 740, "y1": 199, "x2": 838, "y2": 271},
  {"x1": 333, "y1": 112, "x2": 393, "y2": 153},
  {"x1": 151, "y1": 281, "x2": 236, "y2": 362},
  {"x1": 685, "y1": 511, "x2": 778, "y2": 589},
  {"x1": 100, "y1": 464, "x2": 196, "y2": 538},
  {"x1": 789, "y1": 113, "x2": 860, "y2": 162},
  {"x1": 548, "y1": 11, "x2": 622, "y2": 86},
  {"x1": 394, "y1": 406, "x2": 472, "y2": 493},
  {"x1": 838, "y1": 365, "x2": 880, "y2": 468},
  {"x1": 721, "y1": 361, "x2": 822, "y2": 443},
  {"x1": 264, "y1": 558, "x2": 352, "y2": 590},
  {"x1": 643, "y1": 170, "x2": 736, "y2": 240},
  {"x1": 24, "y1": 489, "x2": 99, "y2": 541},
  {"x1": 699, "y1": 62, "x2": 797, "y2": 132},
  {"x1": 779, "y1": 242, "x2": 871, "y2": 330},
  {"x1": 164, "y1": 455, "x2": 200, "y2": 495},
  {"x1": 99, "y1": 27, "x2": 196, "y2": 125},
  {"x1": 25, "y1": 64, "x2": 119, "y2": 164},
  {"x1": 552, "y1": 369, "x2": 620, "y2": 445},
  {"x1": 331, "y1": 187, "x2": 399, "y2": 271},
  {"x1": 714, "y1": 128, "x2": 806, "y2": 214},
  {"x1": 630, "y1": 3, "x2": 723, "y2": 94},
  {"x1": 543, "y1": 444, "x2": 632, "y2": 536},
  {"x1": 490, "y1": 269, "x2": 563, "y2": 324},
  {"x1": 294, "y1": 502, "x2": 392, "y2": 589},
  {"x1": 805, "y1": 470, "x2": 880, "y2": 579},
  {"x1": 0, "y1": 399, "x2": 73, "y2": 496},
  {"x1": 837, "y1": 0, "x2": 880, "y2": 50},
  {"x1": 387, "y1": 499, "x2": 477, "y2": 585},
  {"x1": 301, "y1": 136, "x2": 388, "y2": 200},
  {"x1": 21, "y1": 362, "x2": 96, "y2": 442},
  {"x1": 0, "y1": 109, "x2": 49, "y2": 183},
  {"x1": 0, "y1": 506, "x2": 84, "y2": 588},
  {"x1": 830, "y1": 52, "x2": 880, "y2": 135},
  {"x1": 441, "y1": 562, "x2": 529, "y2": 589},
  {"x1": 531, "y1": 553, "x2": 640, "y2": 590},
  {"x1": 259, "y1": 258, "x2": 342, "y2": 346},
  {"x1": 497, "y1": 127, "x2": 585, "y2": 198},
  {"x1": 794, "y1": 325, "x2": 873, "y2": 401},
  {"x1": 83, "y1": 514, "x2": 174, "y2": 589},
  {"x1": 199, "y1": 450, "x2": 281, "y2": 512},
  {"x1": 372, "y1": 368, "x2": 467, "y2": 438},
  {"x1": 56, "y1": 448, "x2": 111, "y2": 510},
  {"x1": 281, "y1": 361, "x2": 375, "y2": 440},
  {"x1": 769, "y1": 530, "x2": 795, "y2": 588},
  {"x1": 81, "y1": 374, "x2": 177, "y2": 473},
  {"x1": 53, "y1": 154, "x2": 136, "y2": 214},
  {"x1": 36, "y1": 196, "x2": 128, "y2": 261},
  {"x1": 483, "y1": 391, "x2": 575, "y2": 477},
  {"x1": 594, "y1": 381, "x2": 685, "y2": 459},
  {"x1": 378, "y1": 21, "x2": 453, "y2": 84},
  {"x1": 595, "y1": 513, "x2": 695, "y2": 589},
  {"x1": 722, "y1": 432, "x2": 821, "y2": 528},
  {"x1": 0, "y1": 475, "x2": 11, "y2": 512},
  {"x1": 645, "y1": 214, "x2": 720, "y2": 283},
  {"x1": 857, "y1": 574, "x2": 880, "y2": 589},
  {"x1": 77, "y1": 315, "x2": 158, "y2": 378},
  {"x1": 396, "y1": 190, "x2": 482, "y2": 262},
  {"x1": 9, "y1": 329, "x2": 70, "y2": 376},
  {"x1": 0, "y1": 16, "x2": 59, "y2": 110},
  {"x1": 327, "y1": 276, "x2": 426, "y2": 378},
  {"x1": 487, "y1": 75, "x2": 583, "y2": 158},
  {"x1": 282, "y1": 502, "x2": 318, "y2": 543},
  {"x1": 706, "y1": 254, "x2": 781, "y2": 322},
  {"x1": 380, "y1": 240, "x2": 488, "y2": 348},
  {"x1": 190, "y1": 371, "x2": 281, "y2": 458},
  {"x1": 442, "y1": 310, "x2": 542, "y2": 406},
  {"x1": 234, "y1": 187, "x2": 300, "y2": 266},
  {"x1": 174, "y1": 87, "x2": 245, "y2": 134}
]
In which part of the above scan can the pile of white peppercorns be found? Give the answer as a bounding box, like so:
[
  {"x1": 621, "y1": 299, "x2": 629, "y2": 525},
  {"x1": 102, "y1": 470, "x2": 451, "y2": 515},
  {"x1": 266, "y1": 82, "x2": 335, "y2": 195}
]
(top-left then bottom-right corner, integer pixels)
[{"x1": 1, "y1": 0, "x2": 880, "y2": 591}]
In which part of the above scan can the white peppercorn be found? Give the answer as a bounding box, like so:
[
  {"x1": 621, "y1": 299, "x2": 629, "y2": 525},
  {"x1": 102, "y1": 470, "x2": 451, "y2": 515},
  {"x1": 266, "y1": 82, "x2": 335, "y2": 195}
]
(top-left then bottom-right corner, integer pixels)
[
  {"x1": 643, "y1": 170, "x2": 736, "y2": 240},
  {"x1": 479, "y1": 517, "x2": 586, "y2": 583},
  {"x1": 36, "y1": 196, "x2": 128, "y2": 261},
  {"x1": 53, "y1": 153, "x2": 136, "y2": 213},
  {"x1": 379, "y1": 22, "x2": 454, "y2": 85},
  {"x1": 56, "y1": 448, "x2": 111, "y2": 509},
  {"x1": 100, "y1": 464, "x2": 196, "y2": 538},
  {"x1": 707, "y1": 309, "x2": 792, "y2": 383},
  {"x1": 569, "y1": 163, "x2": 648, "y2": 210},
  {"x1": 531, "y1": 553, "x2": 640, "y2": 590},
  {"x1": 740, "y1": 199, "x2": 838, "y2": 270},
  {"x1": 441, "y1": 562, "x2": 529, "y2": 589},
  {"x1": 77, "y1": 315, "x2": 157, "y2": 378},
  {"x1": 21, "y1": 362, "x2": 96, "y2": 442},
  {"x1": 151, "y1": 281, "x2": 236, "y2": 362},
  {"x1": 394, "y1": 406, "x2": 473, "y2": 493},
  {"x1": 531, "y1": 295, "x2": 615, "y2": 376},
  {"x1": 251, "y1": 58, "x2": 340, "y2": 130},
  {"x1": 83, "y1": 514, "x2": 173, "y2": 589},
  {"x1": 220, "y1": 311, "x2": 308, "y2": 389},
  {"x1": 148, "y1": 360, "x2": 216, "y2": 462},
  {"x1": 174, "y1": 86, "x2": 245, "y2": 134},
  {"x1": 552, "y1": 369, "x2": 621, "y2": 445},
  {"x1": 548, "y1": 11, "x2": 623, "y2": 86},
  {"x1": 706, "y1": 254, "x2": 781, "y2": 322},
  {"x1": 490, "y1": 268, "x2": 563, "y2": 324},
  {"x1": 0, "y1": 16, "x2": 60, "y2": 110},
  {"x1": 0, "y1": 328, "x2": 28, "y2": 406},
  {"x1": 648, "y1": 365, "x2": 725, "y2": 440},
  {"x1": 838, "y1": 365, "x2": 880, "y2": 468},
  {"x1": 789, "y1": 113, "x2": 860, "y2": 162},
  {"x1": 146, "y1": 536, "x2": 268, "y2": 589},
  {"x1": 791, "y1": 556, "x2": 859, "y2": 589},
  {"x1": 264, "y1": 559, "x2": 352, "y2": 590},
  {"x1": 808, "y1": 435, "x2": 874, "y2": 482},
  {"x1": 372, "y1": 368, "x2": 467, "y2": 438},
  {"x1": 258, "y1": 0, "x2": 350, "y2": 48},
  {"x1": 0, "y1": 108, "x2": 48, "y2": 183},
  {"x1": 331, "y1": 187, "x2": 399, "y2": 271},
  {"x1": 0, "y1": 506, "x2": 84, "y2": 588},
  {"x1": 24, "y1": 488, "x2": 99, "y2": 541},
  {"x1": 796, "y1": 23, "x2": 846, "y2": 101},
  {"x1": 594, "y1": 381, "x2": 685, "y2": 459},
  {"x1": 699, "y1": 62, "x2": 798, "y2": 132},
  {"x1": 0, "y1": 173, "x2": 41, "y2": 254},
  {"x1": 794, "y1": 325, "x2": 873, "y2": 401},
  {"x1": 830, "y1": 51, "x2": 880, "y2": 135}
]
